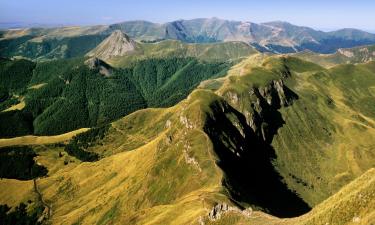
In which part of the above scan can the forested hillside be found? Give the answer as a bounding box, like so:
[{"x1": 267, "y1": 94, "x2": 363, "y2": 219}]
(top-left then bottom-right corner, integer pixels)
[{"x1": 0, "y1": 57, "x2": 230, "y2": 137}]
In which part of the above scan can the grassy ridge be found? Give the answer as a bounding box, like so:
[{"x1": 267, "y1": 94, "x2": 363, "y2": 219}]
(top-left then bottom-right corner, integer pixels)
[
  {"x1": 0, "y1": 54, "x2": 374, "y2": 224},
  {"x1": 293, "y1": 45, "x2": 375, "y2": 68},
  {"x1": 109, "y1": 40, "x2": 257, "y2": 67}
]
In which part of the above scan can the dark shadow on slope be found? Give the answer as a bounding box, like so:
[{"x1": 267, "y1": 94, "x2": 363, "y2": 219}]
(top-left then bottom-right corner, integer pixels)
[
  {"x1": 251, "y1": 84, "x2": 299, "y2": 144},
  {"x1": 203, "y1": 100, "x2": 311, "y2": 218},
  {"x1": 0, "y1": 146, "x2": 48, "y2": 180}
]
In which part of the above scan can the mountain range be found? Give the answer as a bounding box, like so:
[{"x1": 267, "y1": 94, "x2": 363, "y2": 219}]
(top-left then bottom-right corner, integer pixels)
[
  {"x1": 0, "y1": 18, "x2": 375, "y2": 225},
  {"x1": 2, "y1": 18, "x2": 375, "y2": 61}
]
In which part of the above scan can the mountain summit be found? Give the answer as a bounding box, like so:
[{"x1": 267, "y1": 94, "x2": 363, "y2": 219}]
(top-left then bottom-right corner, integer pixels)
[{"x1": 86, "y1": 30, "x2": 136, "y2": 60}]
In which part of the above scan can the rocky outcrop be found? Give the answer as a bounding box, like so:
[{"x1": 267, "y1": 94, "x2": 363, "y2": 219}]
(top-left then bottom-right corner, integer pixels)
[
  {"x1": 203, "y1": 73, "x2": 309, "y2": 217},
  {"x1": 84, "y1": 57, "x2": 113, "y2": 76},
  {"x1": 208, "y1": 203, "x2": 252, "y2": 221},
  {"x1": 224, "y1": 79, "x2": 298, "y2": 143},
  {"x1": 86, "y1": 30, "x2": 136, "y2": 60},
  {"x1": 338, "y1": 49, "x2": 354, "y2": 57}
]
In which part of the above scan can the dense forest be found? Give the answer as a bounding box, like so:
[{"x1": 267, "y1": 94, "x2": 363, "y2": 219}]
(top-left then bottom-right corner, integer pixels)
[
  {"x1": 0, "y1": 58, "x2": 35, "y2": 91},
  {"x1": 0, "y1": 57, "x2": 230, "y2": 137},
  {"x1": 0, "y1": 146, "x2": 48, "y2": 180},
  {"x1": 0, "y1": 202, "x2": 44, "y2": 225},
  {"x1": 64, "y1": 125, "x2": 110, "y2": 161}
]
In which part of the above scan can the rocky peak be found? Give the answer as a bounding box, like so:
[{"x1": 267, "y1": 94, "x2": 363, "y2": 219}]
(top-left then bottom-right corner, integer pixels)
[{"x1": 86, "y1": 30, "x2": 136, "y2": 60}]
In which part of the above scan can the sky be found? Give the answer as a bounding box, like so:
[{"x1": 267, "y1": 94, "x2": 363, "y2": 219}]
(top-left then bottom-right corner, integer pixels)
[{"x1": 1, "y1": 0, "x2": 375, "y2": 31}]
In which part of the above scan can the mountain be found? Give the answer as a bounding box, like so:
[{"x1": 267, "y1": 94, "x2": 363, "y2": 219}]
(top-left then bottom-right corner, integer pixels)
[
  {"x1": 1, "y1": 18, "x2": 375, "y2": 61},
  {"x1": 86, "y1": 30, "x2": 137, "y2": 60},
  {"x1": 1, "y1": 18, "x2": 375, "y2": 225},
  {"x1": 110, "y1": 18, "x2": 375, "y2": 53},
  {"x1": 1, "y1": 55, "x2": 374, "y2": 224}
]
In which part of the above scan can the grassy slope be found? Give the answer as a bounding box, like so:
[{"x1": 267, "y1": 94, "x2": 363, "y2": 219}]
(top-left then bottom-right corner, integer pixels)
[
  {"x1": 293, "y1": 45, "x2": 375, "y2": 68},
  {"x1": 211, "y1": 55, "x2": 375, "y2": 207},
  {"x1": 0, "y1": 128, "x2": 89, "y2": 148},
  {"x1": 109, "y1": 40, "x2": 258, "y2": 67},
  {"x1": 0, "y1": 26, "x2": 110, "y2": 60},
  {"x1": 271, "y1": 60, "x2": 375, "y2": 206},
  {"x1": 205, "y1": 168, "x2": 375, "y2": 225},
  {"x1": 0, "y1": 55, "x2": 374, "y2": 224},
  {"x1": 16, "y1": 93, "x2": 226, "y2": 225}
]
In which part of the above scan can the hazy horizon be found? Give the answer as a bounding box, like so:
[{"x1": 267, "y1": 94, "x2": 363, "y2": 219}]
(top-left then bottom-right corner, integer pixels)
[{"x1": 1, "y1": 0, "x2": 375, "y2": 32}]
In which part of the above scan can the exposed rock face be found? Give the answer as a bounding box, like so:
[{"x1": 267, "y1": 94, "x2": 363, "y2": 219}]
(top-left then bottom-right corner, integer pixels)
[
  {"x1": 208, "y1": 203, "x2": 252, "y2": 221},
  {"x1": 86, "y1": 30, "x2": 136, "y2": 60},
  {"x1": 203, "y1": 73, "x2": 310, "y2": 217},
  {"x1": 337, "y1": 47, "x2": 375, "y2": 63},
  {"x1": 224, "y1": 79, "x2": 298, "y2": 143},
  {"x1": 179, "y1": 115, "x2": 195, "y2": 129},
  {"x1": 84, "y1": 57, "x2": 113, "y2": 76},
  {"x1": 338, "y1": 49, "x2": 354, "y2": 57}
]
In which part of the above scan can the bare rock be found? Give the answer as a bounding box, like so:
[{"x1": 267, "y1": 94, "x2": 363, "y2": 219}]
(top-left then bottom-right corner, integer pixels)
[{"x1": 86, "y1": 30, "x2": 136, "y2": 60}]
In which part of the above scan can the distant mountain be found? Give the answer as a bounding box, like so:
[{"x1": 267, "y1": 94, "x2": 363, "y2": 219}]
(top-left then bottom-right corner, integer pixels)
[
  {"x1": 1, "y1": 18, "x2": 375, "y2": 60},
  {"x1": 86, "y1": 30, "x2": 137, "y2": 60},
  {"x1": 110, "y1": 18, "x2": 375, "y2": 53},
  {"x1": 0, "y1": 26, "x2": 109, "y2": 60}
]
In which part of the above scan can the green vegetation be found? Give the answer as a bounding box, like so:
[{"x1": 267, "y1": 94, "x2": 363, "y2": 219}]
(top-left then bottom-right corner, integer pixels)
[
  {"x1": 0, "y1": 56, "x2": 230, "y2": 137},
  {"x1": 0, "y1": 146, "x2": 48, "y2": 180},
  {"x1": 0, "y1": 110, "x2": 33, "y2": 137},
  {"x1": 64, "y1": 125, "x2": 110, "y2": 161},
  {"x1": 0, "y1": 34, "x2": 108, "y2": 60},
  {"x1": 0, "y1": 48, "x2": 375, "y2": 224},
  {"x1": 127, "y1": 57, "x2": 230, "y2": 107},
  {"x1": 294, "y1": 45, "x2": 375, "y2": 68},
  {"x1": 110, "y1": 40, "x2": 257, "y2": 67},
  {"x1": 0, "y1": 58, "x2": 35, "y2": 92},
  {"x1": 0, "y1": 203, "x2": 43, "y2": 225}
]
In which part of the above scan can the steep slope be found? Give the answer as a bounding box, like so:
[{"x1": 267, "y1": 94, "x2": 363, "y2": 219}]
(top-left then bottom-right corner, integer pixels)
[
  {"x1": 215, "y1": 56, "x2": 375, "y2": 207},
  {"x1": 205, "y1": 168, "x2": 375, "y2": 225},
  {"x1": 1, "y1": 55, "x2": 374, "y2": 224},
  {"x1": 86, "y1": 30, "x2": 137, "y2": 60},
  {"x1": 0, "y1": 56, "x2": 231, "y2": 137}
]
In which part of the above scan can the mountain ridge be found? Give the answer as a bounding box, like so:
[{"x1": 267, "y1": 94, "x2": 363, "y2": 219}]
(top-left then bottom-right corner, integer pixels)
[
  {"x1": 1, "y1": 54, "x2": 374, "y2": 224},
  {"x1": 2, "y1": 18, "x2": 375, "y2": 60}
]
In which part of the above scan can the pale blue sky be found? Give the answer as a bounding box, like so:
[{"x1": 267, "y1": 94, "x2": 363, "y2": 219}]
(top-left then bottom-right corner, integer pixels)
[{"x1": 0, "y1": 0, "x2": 374, "y2": 31}]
